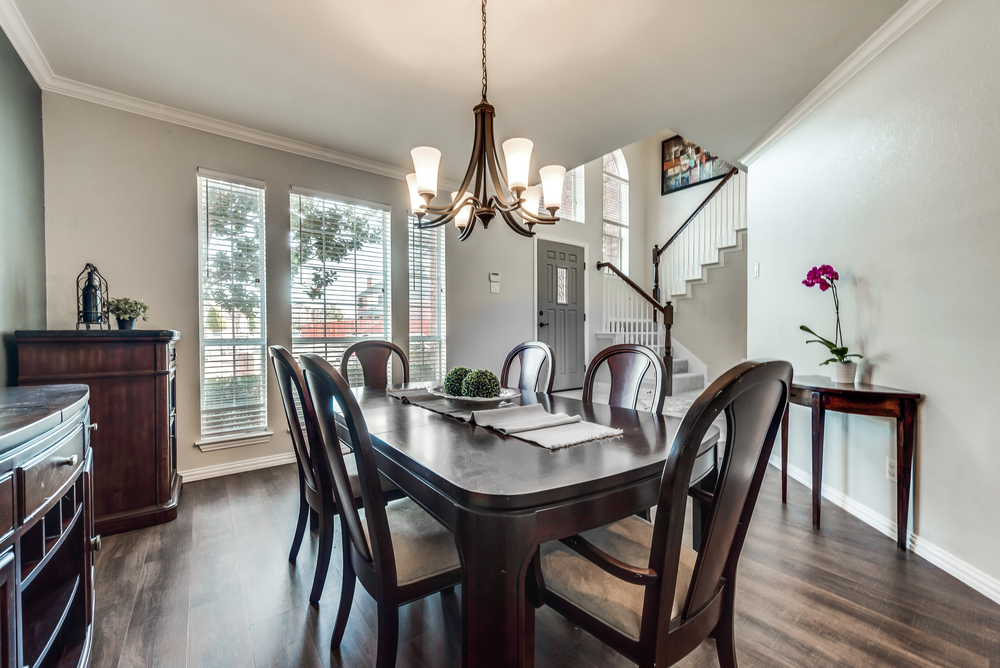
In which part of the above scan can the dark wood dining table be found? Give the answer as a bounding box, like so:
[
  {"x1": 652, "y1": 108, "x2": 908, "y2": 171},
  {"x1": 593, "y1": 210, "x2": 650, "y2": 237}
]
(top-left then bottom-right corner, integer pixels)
[{"x1": 338, "y1": 383, "x2": 719, "y2": 668}]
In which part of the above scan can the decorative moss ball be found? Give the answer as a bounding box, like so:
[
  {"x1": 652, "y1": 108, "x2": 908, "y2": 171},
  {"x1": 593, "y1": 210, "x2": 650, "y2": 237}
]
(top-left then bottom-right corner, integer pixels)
[
  {"x1": 461, "y1": 369, "x2": 501, "y2": 398},
  {"x1": 444, "y1": 366, "x2": 473, "y2": 396}
]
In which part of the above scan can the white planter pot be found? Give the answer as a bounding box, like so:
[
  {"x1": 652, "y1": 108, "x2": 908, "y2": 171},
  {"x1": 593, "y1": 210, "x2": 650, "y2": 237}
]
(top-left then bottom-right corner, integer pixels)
[{"x1": 830, "y1": 361, "x2": 857, "y2": 384}]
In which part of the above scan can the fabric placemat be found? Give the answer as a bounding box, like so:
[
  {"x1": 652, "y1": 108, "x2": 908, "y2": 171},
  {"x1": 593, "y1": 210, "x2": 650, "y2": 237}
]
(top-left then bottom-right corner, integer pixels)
[{"x1": 471, "y1": 403, "x2": 623, "y2": 450}]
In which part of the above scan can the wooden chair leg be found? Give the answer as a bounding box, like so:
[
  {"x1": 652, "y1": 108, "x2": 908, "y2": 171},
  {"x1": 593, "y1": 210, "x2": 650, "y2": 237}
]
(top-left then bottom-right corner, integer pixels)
[
  {"x1": 288, "y1": 489, "x2": 309, "y2": 564},
  {"x1": 714, "y1": 584, "x2": 739, "y2": 668},
  {"x1": 375, "y1": 602, "x2": 400, "y2": 668},
  {"x1": 331, "y1": 538, "x2": 356, "y2": 649},
  {"x1": 309, "y1": 508, "x2": 334, "y2": 606}
]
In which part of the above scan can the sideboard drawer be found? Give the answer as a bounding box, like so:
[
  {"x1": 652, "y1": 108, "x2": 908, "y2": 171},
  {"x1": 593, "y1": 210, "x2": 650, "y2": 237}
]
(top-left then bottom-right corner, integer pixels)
[{"x1": 19, "y1": 423, "x2": 85, "y2": 523}]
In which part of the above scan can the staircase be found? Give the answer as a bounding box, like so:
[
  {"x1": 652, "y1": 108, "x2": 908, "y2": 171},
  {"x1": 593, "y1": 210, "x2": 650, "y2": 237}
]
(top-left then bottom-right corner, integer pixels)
[{"x1": 597, "y1": 167, "x2": 746, "y2": 399}]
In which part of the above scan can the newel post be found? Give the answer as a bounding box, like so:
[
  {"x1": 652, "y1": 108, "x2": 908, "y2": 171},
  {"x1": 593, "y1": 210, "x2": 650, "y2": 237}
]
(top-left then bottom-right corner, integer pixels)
[{"x1": 652, "y1": 246, "x2": 661, "y2": 323}]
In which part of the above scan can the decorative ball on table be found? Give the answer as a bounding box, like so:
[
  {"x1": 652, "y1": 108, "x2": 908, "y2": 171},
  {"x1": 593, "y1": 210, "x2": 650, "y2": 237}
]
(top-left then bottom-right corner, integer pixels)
[
  {"x1": 461, "y1": 369, "x2": 501, "y2": 398},
  {"x1": 444, "y1": 366, "x2": 473, "y2": 396}
]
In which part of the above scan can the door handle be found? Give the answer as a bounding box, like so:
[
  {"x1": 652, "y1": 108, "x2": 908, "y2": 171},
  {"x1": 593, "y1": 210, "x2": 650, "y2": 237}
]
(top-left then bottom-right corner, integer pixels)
[
  {"x1": 56, "y1": 455, "x2": 79, "y2": 467},
  {"x1": 539, "y1": 322, "x2": 549, "y2": 327}
]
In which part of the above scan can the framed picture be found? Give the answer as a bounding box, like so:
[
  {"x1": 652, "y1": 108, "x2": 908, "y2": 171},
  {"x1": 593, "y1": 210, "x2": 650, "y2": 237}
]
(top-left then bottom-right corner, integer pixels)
[{"x1": 661, "y1": 135, "x2": 734, "y2": 196}]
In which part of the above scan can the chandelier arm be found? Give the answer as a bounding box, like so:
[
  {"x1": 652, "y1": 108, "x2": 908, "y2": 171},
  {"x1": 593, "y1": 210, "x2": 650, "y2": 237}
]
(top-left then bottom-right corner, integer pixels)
[
  {"x1": 497, "y1": 205, "x2": 535, "y2": 237},
  {"x1": 422, "y1": 106, "x2": 488, "y2": 218},
  {"x1": 517, "y1": 208, "x2": 559, "y2": 224},
  {"x1": 481, "y1": 112, "x2": 520, "y2": 209},
  {"x1": 420, "y1": 194, "x2": 482, "y2": 227},
  {"x1": 458, "y1": 214, "x2": 478, "y2": 241}
]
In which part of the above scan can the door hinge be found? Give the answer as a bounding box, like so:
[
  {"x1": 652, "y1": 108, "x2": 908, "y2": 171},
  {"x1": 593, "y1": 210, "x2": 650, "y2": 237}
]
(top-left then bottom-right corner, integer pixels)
[
  {"x1": 584, "y1": 314, "x2": 586, "y2": 321},
  {"x1": 584, "y1": 262, "x2": 586, "y2": 270}
]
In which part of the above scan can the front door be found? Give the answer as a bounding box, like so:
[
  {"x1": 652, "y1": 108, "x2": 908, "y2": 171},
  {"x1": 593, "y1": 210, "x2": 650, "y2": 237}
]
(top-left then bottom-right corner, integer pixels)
[{"x1": 537, "y1": 240, "x2": 586, "y2": 391}]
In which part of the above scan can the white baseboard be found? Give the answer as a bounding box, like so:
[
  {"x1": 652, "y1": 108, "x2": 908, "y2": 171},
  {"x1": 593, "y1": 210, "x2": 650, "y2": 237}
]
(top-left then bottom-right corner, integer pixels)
[
  {"x1": 179, "y1": 451, "x2": 297, "y2": 483},
  {"x1": 768, "y1": 456, "x2": 1000, "y2": 605}
]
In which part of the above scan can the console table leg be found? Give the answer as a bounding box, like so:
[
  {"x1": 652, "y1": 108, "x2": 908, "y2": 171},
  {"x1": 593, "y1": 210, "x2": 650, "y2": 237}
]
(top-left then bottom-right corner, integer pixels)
[
  {"x1": 781, "y1": 405, "x2": 789, "y2": 504},
  {"x1": 811, "y1": 396, "x2": 825, "y2": 530},
  {"x1": 896, "y1": 400, "x2": 916, "y2": 551}
]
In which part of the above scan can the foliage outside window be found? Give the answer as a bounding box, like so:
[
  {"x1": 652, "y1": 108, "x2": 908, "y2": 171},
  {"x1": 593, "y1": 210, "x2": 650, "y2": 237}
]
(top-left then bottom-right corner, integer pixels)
[{"x1": 290, "y1": 190, "x2": 391, "y2": 386}]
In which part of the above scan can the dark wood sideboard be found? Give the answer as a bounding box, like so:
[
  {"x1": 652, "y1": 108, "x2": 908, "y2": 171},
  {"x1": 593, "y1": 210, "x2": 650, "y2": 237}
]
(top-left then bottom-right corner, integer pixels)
[
  {"x1": 15, "y1": 331, "x2": 181, "y2": 535},
  {"x1": 0, "y1": 384, "x2": 96, "y2": 668}
]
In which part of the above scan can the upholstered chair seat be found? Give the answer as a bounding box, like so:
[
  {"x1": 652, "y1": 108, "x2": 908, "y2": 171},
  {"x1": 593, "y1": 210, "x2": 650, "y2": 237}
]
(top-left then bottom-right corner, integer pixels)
[
  {"x1": 362, "y1": 498, "x2": 462, "y2": 586},
  {"x1": 540, "y1": 516, "x2": 697, "y2": 641}
]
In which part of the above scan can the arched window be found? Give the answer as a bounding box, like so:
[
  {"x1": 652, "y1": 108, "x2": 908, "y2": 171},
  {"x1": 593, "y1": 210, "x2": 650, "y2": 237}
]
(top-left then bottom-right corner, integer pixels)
[{"x1": 602, "y1": 149, "x2": 629, "y2": 272}]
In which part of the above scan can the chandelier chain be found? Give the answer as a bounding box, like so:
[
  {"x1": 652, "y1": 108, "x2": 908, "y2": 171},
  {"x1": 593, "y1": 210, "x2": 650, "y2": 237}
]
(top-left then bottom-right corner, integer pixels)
[{"x1": 481, "y1": 0, "x2": 488, "y2": 99}]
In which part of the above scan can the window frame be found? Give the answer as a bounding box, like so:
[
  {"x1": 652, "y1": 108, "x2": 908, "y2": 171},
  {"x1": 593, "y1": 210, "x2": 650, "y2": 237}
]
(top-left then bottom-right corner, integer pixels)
[
  {"x1": 602, "y1": 150, "x2": 630, "y2": 274},
  {"x1": 408, "y1": 219, "x2": 447, "y2": 382}
]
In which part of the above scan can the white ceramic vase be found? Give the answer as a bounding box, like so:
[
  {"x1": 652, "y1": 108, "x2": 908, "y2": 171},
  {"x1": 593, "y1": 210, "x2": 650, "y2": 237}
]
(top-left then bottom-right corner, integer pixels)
[{"x1": 830, "y1": 361, "x2": 857, "y2": 384}]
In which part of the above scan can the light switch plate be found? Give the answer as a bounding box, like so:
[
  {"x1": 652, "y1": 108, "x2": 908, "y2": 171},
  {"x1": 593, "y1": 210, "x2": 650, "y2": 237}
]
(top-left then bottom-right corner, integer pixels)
[{"x1": 490, "y1": 283, "x2": 500, "y2": 293}]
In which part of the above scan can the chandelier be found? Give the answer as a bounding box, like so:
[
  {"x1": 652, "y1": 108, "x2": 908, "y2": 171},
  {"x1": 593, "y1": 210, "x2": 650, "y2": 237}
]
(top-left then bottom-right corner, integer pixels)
[{"x1": 406, "y1": 0, "x2": 566, "y2": 240}]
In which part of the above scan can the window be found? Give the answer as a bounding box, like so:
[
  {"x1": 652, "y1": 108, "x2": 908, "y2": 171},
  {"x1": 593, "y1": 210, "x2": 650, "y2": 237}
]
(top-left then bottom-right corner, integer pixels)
[
  {"x1": 603, "y1": 149, "x2": 629, "y2": 273},
  {"x1": 290, "y1": 188, "x2": 391, "y2": 386},
  {"x1": 538, "y1": 164, "x2": 585, "y2": 223},
  {"x1": 197, "y1": 170, "x2": 267, "y2": 438},
  {"x1": 408, "y1": 221, "x2": 447, "y2": 382}
]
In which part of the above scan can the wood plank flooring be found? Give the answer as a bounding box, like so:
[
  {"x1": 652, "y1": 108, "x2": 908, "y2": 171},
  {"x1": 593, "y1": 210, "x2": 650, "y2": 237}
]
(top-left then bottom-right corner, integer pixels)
[{"x1": 92, "y1": 464, "x2": 1000, "y2": 667}]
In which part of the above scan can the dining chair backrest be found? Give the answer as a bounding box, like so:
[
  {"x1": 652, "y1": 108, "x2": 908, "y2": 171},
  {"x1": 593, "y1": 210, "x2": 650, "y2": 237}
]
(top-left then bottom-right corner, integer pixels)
[
  {"x1": 301, "y1": 353, "x2": 399, "y2": 584},
  {"x1": 643, "y1": 359, "x2": 791, "y2": 665},
  {"x1": 582, "y1": 344, "x2": 667, "y2": 413},
  {"x1": 500, "y1": 341, "x2": 555, "y2": 393},
  {"x1": 268, "y1": 345, "x2": 320, "y2": 492},
  {"x1": 340, "y1": 340, "x2": 410, "y2": 388}
]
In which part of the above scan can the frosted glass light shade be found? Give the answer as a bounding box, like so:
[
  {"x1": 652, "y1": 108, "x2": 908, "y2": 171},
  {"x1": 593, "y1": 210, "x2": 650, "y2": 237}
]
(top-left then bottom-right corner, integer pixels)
[
  {"x1": 405, "y1": 174, "x2": 424, "y2": 215},
  {"x1": 502, "y1": 138, "x2": 533, "y2": 191},
  {"x1": 521, "y1": 186, "x2": 543, "y2": 218},
  {"x1": 539, "y1": 165, "x2": 566, "y2": 211},
  {"x1": 411, "y1": 146, "x2": 442, "y2": 196},
  {"x1": 452, "y1": 191, "x2": 473, "y2": 229}
]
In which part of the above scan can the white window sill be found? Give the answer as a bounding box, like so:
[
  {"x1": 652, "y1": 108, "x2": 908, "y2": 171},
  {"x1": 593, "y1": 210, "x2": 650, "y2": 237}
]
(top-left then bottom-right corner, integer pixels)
[{"x1": 195, "y1": 431, "x2": 274, "y2": 452}]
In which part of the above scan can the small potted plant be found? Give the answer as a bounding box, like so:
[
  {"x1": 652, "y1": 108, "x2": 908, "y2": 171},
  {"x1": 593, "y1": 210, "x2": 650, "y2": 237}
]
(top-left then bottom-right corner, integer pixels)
[
  {"x1": 107, "y1": 297, "x2": 150, "y2": 330},
  {"x1": 800, "y1": 264, "x2": 862, "y2": 383}
]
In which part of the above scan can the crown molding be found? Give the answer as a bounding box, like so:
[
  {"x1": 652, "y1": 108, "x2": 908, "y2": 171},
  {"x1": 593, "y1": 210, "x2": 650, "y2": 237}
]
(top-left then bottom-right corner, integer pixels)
[
  {"x1": 739, "y1": 0, "x2": 943, "y2": 166},
  {"x1": 0, "y1": 0, "x2": 410, "y2": 182}
]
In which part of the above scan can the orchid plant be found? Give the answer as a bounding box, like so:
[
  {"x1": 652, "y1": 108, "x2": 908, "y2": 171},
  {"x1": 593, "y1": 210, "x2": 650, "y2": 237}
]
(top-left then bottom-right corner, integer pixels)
[{"x1": 800, "y1": 264, "x2": 862, "y2": 366}]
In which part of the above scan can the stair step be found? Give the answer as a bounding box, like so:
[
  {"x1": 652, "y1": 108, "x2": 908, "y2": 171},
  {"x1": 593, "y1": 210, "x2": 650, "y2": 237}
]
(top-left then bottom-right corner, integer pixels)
[
  {"x1": 672, "y1": 358, "x2": 688, "y2": 374},
  {"x1": 672, "y1": 372, "x2": 705, "y2": 394}
]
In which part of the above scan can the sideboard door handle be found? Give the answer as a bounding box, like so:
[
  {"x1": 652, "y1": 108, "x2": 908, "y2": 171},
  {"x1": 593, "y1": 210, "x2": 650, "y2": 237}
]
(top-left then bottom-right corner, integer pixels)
[
  {"x1": 91, "y1": 535, "x2": 102, "y2": 552},
  {"x1": 56, "y1": 455, "x2": 79, "y2": 467},
  {"x1": 87, "y1": 423, "x2": 98, "y2": 432}
]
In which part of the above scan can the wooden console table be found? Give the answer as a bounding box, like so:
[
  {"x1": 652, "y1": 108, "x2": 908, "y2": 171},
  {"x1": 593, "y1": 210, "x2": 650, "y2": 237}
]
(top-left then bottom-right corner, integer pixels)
[{"x1": 780, "y1": 375, "x2": 922, "y2": 550}]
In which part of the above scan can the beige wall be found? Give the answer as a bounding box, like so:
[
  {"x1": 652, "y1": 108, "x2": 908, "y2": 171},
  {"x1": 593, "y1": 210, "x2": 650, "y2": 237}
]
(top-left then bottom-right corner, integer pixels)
[
  {"x1": 671, "y1": 240, "x2": 747, "y2": 381},
  {"x1": 641, "y1": 129, "x2": 748, "y2": 378},
  {"x1": 747, "y1": 0, "x2": 1000, "y2": 584},
  {"x1": 0, "y1": 29, "x2": 45, "y2": 385},
  {"x1": 42, "y1": 93, "x2": 412, "y2": 474}
]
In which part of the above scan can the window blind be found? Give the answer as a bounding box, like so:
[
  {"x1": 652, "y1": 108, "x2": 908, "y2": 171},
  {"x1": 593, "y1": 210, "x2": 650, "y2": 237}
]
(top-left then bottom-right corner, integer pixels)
[
  {"x1": 290, "y1": 190, "x2": 391, "y2": 386},
  {"x1": 561, "y1": 165, "x2": 585, "y2": 222},
  {"x1": 602, "y1": 150, "x2": 630, "y2": 273},
  {"x1": 408, "y1": 220, "x2": 446, "y2": 382},
  {"x1": 198, "y1": 173, "x2": 268, "y2": 438}
]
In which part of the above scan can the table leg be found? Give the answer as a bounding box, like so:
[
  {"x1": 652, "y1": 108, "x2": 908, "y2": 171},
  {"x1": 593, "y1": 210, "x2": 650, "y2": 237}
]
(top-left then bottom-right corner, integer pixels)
[
  {"x1": 781, "y1": 404, "x2": 789, "y2": 503},
  {"x1": 456, "y1": 510, "x2": 537, "y2": 668},
  {"x1": 811, "y1": 394, "x2": 825, "y2": 530},
  {"x1": 896, "y1": 400, "x2": 916, "y2": 551}
]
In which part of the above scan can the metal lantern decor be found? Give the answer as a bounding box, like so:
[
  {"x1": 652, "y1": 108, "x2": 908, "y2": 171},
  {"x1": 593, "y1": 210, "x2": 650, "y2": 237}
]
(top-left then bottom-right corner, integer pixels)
[{"x1": 76, "y1": 263, "x2": 110, "y2": 330}]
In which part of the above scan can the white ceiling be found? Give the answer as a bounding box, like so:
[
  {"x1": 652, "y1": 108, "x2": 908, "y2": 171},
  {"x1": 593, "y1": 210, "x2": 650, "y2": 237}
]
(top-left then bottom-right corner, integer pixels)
[{"x1": 9, "y1": 0, "x2": 907, "y2": 180}]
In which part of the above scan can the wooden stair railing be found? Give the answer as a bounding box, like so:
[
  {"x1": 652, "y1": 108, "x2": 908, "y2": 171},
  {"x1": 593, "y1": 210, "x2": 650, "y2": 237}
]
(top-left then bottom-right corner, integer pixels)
[
  {"x1": 596, "y1": 260, "x2": 674, "y2": 397},
  {"x1": 651, "y1": 166, "x2": 739, "y2": 304}
]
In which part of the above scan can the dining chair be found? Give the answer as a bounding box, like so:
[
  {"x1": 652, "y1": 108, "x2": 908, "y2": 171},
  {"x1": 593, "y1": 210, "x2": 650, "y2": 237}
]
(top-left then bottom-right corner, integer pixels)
[
  {"x1": 341, "y1": 340, "x2": 409, "y2": 388},
  {"x1": 500, "y1": 340, "x2": 555, "y2": 393},
  {"x1": 300, "y1": 353, "x2": 462, "y2": 668},
  {"x1": 534, "y1": 359, "x2": 792, "y2": 668},
  {"x1": 267, "y1": 345, "x2": 400, "y2": 607},
  {"x1": 583, "y1": 344, "x2": 667, "y2": 413}
]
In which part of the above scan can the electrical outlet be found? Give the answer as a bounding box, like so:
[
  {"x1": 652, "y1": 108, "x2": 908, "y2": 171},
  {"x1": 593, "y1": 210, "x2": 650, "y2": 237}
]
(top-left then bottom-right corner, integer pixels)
[
  {"x1": 886, "y1": 457, "x2": 897, "y2": 482},
  {"x1": 490, "y1": 283, "x2": 499, "y2": 293}
]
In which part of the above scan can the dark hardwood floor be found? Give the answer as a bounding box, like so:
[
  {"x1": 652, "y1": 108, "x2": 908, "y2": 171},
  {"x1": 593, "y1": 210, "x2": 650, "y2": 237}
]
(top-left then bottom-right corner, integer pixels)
[{"x1": 92, "y1": 463, "x2": 1000, "y2": 668}]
